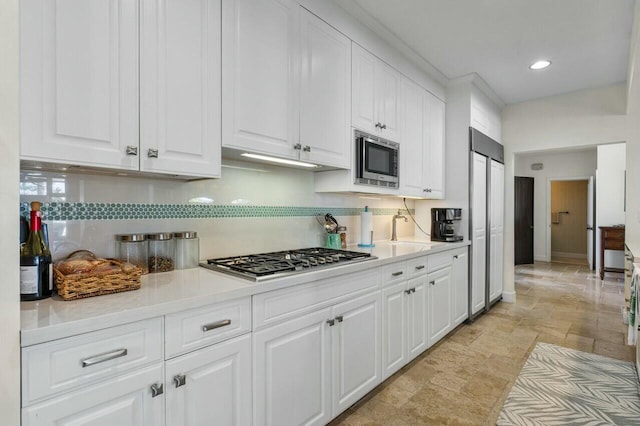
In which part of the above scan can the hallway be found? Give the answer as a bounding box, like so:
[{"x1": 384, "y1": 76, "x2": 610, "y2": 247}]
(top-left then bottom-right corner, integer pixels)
[{"x1": 330, "y1": 262, "x2": 631, "y2": 425}]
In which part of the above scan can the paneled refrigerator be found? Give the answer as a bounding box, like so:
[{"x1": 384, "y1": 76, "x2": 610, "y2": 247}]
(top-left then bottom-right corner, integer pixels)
[{"x1": 469, "y1": 127, "x2": 504, "y2": 320}]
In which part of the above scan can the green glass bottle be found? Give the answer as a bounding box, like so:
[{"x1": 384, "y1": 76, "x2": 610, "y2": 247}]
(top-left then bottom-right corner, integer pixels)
[{"x1": 20, "y1": 201, "x2": 53, "y2": 300}]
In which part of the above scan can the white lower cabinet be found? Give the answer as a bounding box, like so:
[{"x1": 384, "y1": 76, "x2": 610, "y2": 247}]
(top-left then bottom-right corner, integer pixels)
[
  {"x1": 452, "y1": 249, "x2": 469, "y2": 326},
  {"x1": 428, "y1": 266, "x2": 453, "y2": 346},
  {"x1": 406, "y1": 276, "x2": 429, "y2": 359},
  {"x1": 22, "y1": 363, "x2": 165, "y2": 426},
  {"x1": 165, "y1": 334, "x2": 252, "y2": 426},
  {"x1": 253, "y1": 290, "x2": 381, "y2": 425}
]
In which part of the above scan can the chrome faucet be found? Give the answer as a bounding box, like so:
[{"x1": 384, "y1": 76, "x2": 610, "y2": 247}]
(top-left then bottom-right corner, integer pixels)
[{"x1": 391, "y1": 210, "x2": 408, "y2": 241}]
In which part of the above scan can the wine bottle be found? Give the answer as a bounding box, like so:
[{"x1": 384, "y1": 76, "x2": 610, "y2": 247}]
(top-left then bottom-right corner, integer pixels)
[{"x1": 20, "y1": 201, "x2": 53, "y2": 301}]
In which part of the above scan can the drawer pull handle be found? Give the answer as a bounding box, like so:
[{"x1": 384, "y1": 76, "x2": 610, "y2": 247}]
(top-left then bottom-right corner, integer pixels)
[
  {"x1": 173, "y1": 374, "x2": 186, "y2": 388},
  {"x1": 415, "y1": 265, "x2": 425, "y2": 270},
  {"x1": 405, "y1": 289, "x2": 412, "y2": 295},
  {"x1": 391, "y1": 271, "x2": 403, "y2": 277},
  {"x1": 202, "y1": 319, "x2": 231, "y2": 332},
  {"x1": 335, "y1": 315, "x2": 343, "y2": 323},
  {"x1": 327, "y1": 319, "x2": 335, "y2": 326},
  {"x1": 453, "y1": 255, "x2": 459, "y2": 259},
  {"x1": 430, "y1": 281, "x2": 435, "y2": 286},
  {"x1": 81, "y1": 348, "x2": 128, "y2": 368},
  {"x1": 150, "y1": 383, "x2": 164, "y2": 398}
]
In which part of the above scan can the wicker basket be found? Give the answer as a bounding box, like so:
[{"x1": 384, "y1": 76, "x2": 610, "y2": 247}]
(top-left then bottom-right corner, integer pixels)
[{"x1": 55, "y1": 250, "x2": 142, "y2": 300}]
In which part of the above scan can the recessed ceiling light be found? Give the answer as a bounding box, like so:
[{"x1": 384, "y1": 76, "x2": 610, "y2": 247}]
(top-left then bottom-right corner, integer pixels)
[
  {"x1": 529, "y1": 60, "x2": 551, "y2": 70},
  {"x1": 241, "y1": 153, "x2": 319, "y2": 168}
]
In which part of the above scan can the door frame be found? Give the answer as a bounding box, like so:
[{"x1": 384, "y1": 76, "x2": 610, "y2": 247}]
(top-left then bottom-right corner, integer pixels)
[{"x1": 545, "y1": 176, "x2": 592, "y2": 263}]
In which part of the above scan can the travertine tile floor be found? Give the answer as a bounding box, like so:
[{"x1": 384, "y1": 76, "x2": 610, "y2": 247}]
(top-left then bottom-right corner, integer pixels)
[{"x1": 329, "y1": 261, "x2": 632, "y2": 426}]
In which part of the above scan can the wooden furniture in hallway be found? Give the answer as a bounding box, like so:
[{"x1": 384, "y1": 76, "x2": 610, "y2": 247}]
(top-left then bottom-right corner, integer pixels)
[{"x1": 599, "y1": 226, "x2": 625, "y2": 279}]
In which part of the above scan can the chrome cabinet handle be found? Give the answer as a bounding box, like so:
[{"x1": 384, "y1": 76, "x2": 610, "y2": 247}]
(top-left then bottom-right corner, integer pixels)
[
  {"x1": 81, "y1": 348, "x2": 128, "y2": 368},
  {"x1": 391, "y1": 271, "x2": 403, "y2": 277},
  {"x1": 405, "y1": 289, "x2": 412, "y2": 295},
  {"x1": 294, "y1": 143, "x2": 302, "y2": 150},
  {"x1": 380, "y1": 123, "x2": 387, "y2": 129},
  {"x1": 150, "y1": 383, "x2": 164, "y2": 398},
  {"x1": 303, "y1": 145, "x2": 311, "y2": 152},
  {"x1": 202, "y1": 319, "x2": 231, "y2": 332},
  {"x1": 453, "y1": 255, "x2": 459, "y2": 259},
  {"x1": 423, "y1": 188, "x2": 432, "y2": 193},
  {"x1": 147, "y1": 148, "x2": 159, "y2": 158},
  {"x1": 375, "y1": 122, "x2": 381, "y2": 128},
  {"x1": 415, "y1": 265, "x2": 425, "y2": 270},
  {"x1": 335, "y1": 315, "x2": 343, "y2": 323},
  {"x1": 173, "y1": 374, "x2": 186, "y2": 388},
  {"x1": 327, "y1": 319, "x2": 335, "y2": 326},
  {"x1": 126, "y1": 146, "x2": 138, "y2": 156},
  {"x1": 430, "y1": 280, "x2": 435, "y2": 286}
]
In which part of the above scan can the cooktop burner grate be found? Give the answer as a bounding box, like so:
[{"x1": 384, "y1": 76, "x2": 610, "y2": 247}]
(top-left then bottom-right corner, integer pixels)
[{"x1": 201, "y1": 248, "x2": 374, "y2": 281}]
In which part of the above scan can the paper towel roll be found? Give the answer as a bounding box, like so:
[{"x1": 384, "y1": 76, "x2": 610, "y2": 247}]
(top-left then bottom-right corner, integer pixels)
[{"x1": 359, "y1": 209, "x2": 373, "y2": 247}]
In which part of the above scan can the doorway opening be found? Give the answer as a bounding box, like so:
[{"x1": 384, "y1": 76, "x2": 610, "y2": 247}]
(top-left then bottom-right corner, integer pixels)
[{"x1": 547, "y1": 178, "x2": 594, "y2": 268}]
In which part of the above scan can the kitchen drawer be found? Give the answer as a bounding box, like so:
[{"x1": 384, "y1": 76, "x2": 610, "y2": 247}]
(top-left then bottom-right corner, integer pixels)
[
  {"x1": 253, "y1": 268, "x2": 380, "y2": 330},
  {"x1": 381, "y1": 261, "x2": 408, "y2": 284},
  {"x1": 428, "y1": 250, "x2": 453, "y2": 273},
  {"x1": 22, "y1": 317, "x2": 163, "y2": 406},
  {"x1": 165, "y1": 297, "x2": 251, "y2": 359},
  {"x1": 407, "y1": 256, "x2": 428, "y2": 277}
]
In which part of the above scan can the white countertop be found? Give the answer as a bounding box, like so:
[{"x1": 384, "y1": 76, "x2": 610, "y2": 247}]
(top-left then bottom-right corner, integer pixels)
[{"x1": 20, "y1": 238, "x2": 469, "y2": 347}]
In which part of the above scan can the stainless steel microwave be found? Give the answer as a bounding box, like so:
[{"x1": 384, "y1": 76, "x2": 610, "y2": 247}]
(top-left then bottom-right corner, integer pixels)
[{"x1": 354, "y1": 130, "x2": 399, "y2": 188}]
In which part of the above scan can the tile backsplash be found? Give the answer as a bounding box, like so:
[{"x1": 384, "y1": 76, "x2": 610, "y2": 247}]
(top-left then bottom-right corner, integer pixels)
[{"x1": 20, "y1": 160, "x2": 422, "y2": 260}]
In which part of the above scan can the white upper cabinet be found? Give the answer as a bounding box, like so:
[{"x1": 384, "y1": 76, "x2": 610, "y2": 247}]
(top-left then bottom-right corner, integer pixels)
[
  {"x1": 222, "y1": 0, "x2": 300, "y2": 159},
  {"x1": 299, "y1": 8, "x2": 351, "y2": 169},
  {"x1": 423, "y1": 94, "x2": 445, "y2": 198},
  {"x1": 20, "y1": 0, "x2": 139, "y2": 170},
  {"x1": 399, "y1": 78, "x2": 445, "y2": 198},
  {"x1": 222, "y1": 2, "x2": 351, "y2": 168},
  {"x1": 352, "y1": 44, "x2": 401, "y2": 142},
  {"x1": 21, "y1": 0, "x2": 221, "y2": 178},
  {"x1": 140, "y1": 0, "x2": 221, "y2": 178}
]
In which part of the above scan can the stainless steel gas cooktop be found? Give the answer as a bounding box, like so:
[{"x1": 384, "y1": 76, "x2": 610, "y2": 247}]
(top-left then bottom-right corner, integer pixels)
[{"x1": 200, "y1": 247, "x2": 376, "y2": 281}]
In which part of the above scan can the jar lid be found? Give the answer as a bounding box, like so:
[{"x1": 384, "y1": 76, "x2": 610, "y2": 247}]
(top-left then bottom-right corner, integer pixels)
[
  {"x1": 115, "y1": 234, "x2": 147, "y2": 242},
  {"x1": 147, "y1": 232, "x2": 173, "y2": 241},
  {"x1": 173, "y1": 231, "x2": 197, "y2": 239},
  {"x1": 337, "y1": 226, "x2": 347, "y2": 231}
]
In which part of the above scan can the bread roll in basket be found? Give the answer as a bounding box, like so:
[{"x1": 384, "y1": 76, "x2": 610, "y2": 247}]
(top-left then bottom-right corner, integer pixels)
[{"x1": 54, "y1": 250, "x2": 142, "y2": 300}]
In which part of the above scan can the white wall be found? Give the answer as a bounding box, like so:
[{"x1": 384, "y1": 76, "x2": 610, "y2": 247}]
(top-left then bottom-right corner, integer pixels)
[
  {"x1": 0, "y1": 0, "x2": 21, "y2": 422},
  {"x1": 515, "y1": 149, "x2": 597, "y2": 261},
  {"x1": 503, "y1": 84, "x2": 629, "y2": 299},
  {"x1": 596, "y1": 143, "x2": 627, "y2": 270}
]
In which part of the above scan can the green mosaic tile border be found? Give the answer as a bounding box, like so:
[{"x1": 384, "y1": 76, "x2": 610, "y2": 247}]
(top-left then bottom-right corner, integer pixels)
[{"x1": 19, "y1": 202, "x2": 413, "y2": 221}]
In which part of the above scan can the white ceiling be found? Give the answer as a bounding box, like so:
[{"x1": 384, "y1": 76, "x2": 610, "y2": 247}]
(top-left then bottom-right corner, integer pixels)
[{"x1": 338, "y1": 0, "x2": 635, "y2": 104}]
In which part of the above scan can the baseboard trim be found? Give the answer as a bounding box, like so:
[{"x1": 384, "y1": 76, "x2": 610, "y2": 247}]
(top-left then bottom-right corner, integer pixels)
[
  {"x1": 534, "y1": 255, "x2": 549, "y2": 262},
  {"x1": 501, "y1": 291, "x2": 516, "y2": 303},
  {"x1": 551, "y1": 251, "x2": 587, "y2": 259}
]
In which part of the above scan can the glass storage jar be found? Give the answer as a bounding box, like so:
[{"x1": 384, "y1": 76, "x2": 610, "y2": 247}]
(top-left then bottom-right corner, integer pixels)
[
  {"x1": 147, "y1": 232, "x2": 175, "y2": 273},
  {"x1": 115, "y1": 234, "x2": 149, "y2": 274},
  {"x1": 173, "y1": 231, "x2": 199, "y2": 269}
]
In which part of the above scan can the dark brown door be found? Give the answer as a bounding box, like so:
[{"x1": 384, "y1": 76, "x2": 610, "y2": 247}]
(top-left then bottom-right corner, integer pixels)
[{"x1": 515, "y1": 177, "x2": 534, "y2": 265}]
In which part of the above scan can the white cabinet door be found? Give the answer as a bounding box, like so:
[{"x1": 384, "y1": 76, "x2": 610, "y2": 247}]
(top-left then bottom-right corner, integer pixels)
[
  {"x1": 351, "y1": 44, "x2": 378, "y2": 135},
  {"x1": 253, "y1": 308, "x2": 332, "y2": 426},
  {"x1": 406, "y1": 276, "x2": 428, "y2": 361},
  {"x1": 166, "y1": 334, "x2": 251, "y2": 426},
  {"x1": 222, "y1": 0, "x2": 299, "y2": 159},
  {"x1": 140, "y1": 0, "x2": 221, "y2": 178},
  {"x1": 399, "y1": 78, "x2": 425, "y2": 196},
  {"x1": 423, "y1": 94, "x2": 445, "y2": 199},
  {"x1": 382, "y1": 281, "x2": 407, "y2": 379},
  {"x1": 22, "y1": 364, "x2": 164, "y2": 426},
  {"x1": 452, "y1": 249, "x2": 469, "y2": 326},
  {"x1": 331, "y1": 291, "x2": 381, "y2": 416},
  {"x1": 471, "y1": 152, "x2": 488, "y2": 315},
  {"x1": 376, "y1": 60, "x2": 401, "y2": 142},
  {"x1": 299, "y1": 8, "x2": 351, "y2": 169},
  {"x1": 352, "y1": 44, "x2": 400, "y2": 141},
  {"x1": 428, "y1": 267, "x2": 452, "y2": 346},
  {"x1": 20, "y1": 0, "x2": 139, "y2": 170},
  {"x1": 489, "y1": 160, "x2": 504, "y2": 303}
]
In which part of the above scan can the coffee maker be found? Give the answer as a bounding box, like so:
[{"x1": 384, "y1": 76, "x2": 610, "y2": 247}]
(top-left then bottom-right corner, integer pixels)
[{"x1": 431, "y1": 208, "x2": 463, "y2": 242}]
